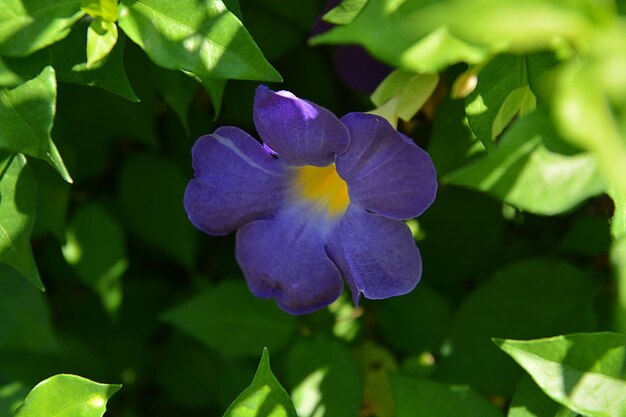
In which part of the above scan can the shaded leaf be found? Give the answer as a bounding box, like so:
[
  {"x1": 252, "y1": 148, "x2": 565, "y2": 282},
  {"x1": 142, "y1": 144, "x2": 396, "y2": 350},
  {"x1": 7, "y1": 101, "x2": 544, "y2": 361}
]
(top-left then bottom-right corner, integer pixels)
[
  {"x1": 150, "y1": 65, "x2": 198, "y2": 132},
  {"x1": 0, "y1": 66, "x2": 71, "y2": 182},
  {"x1": 0, "y1": 382, "x2": 29, "y2": 416},
  {"x1": 391, "y1": 374, "x2": 503, "y2": 417},
  {"x1": 0, "y1": 264, "x2": 58, "y2": 352},
  {"x1": 496, "y1": 333, "x2": 626, "y2": 417},
  {"x1": 223, "y1": 348, "x2": 297, "y2": 417},
  {"x1": 118, "y1": 153, "x2": 195, "y2": 267},
  {"x1": 446, "y1": 111, "x2": 605, "y2": 215},
  {"x1": 0, "y1": 57, "x2": 22, "y2": 87},
  {"x1": 31, "y1": 159, "x2": 71, "y2": 242},
  {"x1": 0, "y1": 152, "x2": 42, "y2": 289},
  {"x1": 286, "y1": 336, "x2": 362, "y2": 417},
  {"x1": 14, "y1": 374, "x2": 121, "y2": 417},
  {"x1": 508, "y1": 376, "x2": 576, "y2": 417},
  {"x1": 162, "y1": 280, "x2": 296, "y2": 358},
  {"x1": 0, "y1": 0, "x2": 83, "y2": 57}
]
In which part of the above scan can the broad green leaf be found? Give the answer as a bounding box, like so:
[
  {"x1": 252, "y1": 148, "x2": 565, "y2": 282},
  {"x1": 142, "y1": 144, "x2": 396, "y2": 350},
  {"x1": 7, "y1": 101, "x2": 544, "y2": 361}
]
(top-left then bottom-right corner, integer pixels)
[
  {"x1": 446, "y1": 111, "x2": 605, "y2": 215},
  {"x1": 370, "y1": 69, "x2": 438, "y2": 126},
  {"x1": 323, "y1": 0, "x2": 368, "y2": 25},
  {"x1": 286, "y1": 336, "x2": 362, "y2": 417},
  {"x1": 391, "y1": 374, "x2": 503, "y2": 417},
  {"x1": 0, "y1": 66, "x2": 72, "y2": 182},
  {"x1": 118, "y1": 0, "x2": 281, "y2": 112},
  {"x1": 62, "y1": 204, "x2": 127, "y2": 315},
  {"x1": 375, "y1": 284, "x2": 452, "y2": 354},
  {"x1": 0, "y1": 153, "x2": 42, "y2": 289},
  {"x1": 51, "y1": 22, "x2": 138, "y2": 102},
  {"x1": 0, "y1": 58, "x2": 21, "y2": 87},
  {"x1": 0, "y1": 0, "x2": 84, "y2": 57},
  {"x1": 508, "y1": 376, "x2": 576, "y2": 417},
  {"x1": 223, "y1": 348, "x2": 297, "y2": 417},
  {"x1": 496, "y1": 333, "x2": 626, "y2": 417},
  {"x1": 14, "y1": 374, "x2": 121, "y2": 417},
  {"x1": 86, "y1": 19, "x2": 119, "y2": 68},
  {"x1": 465, "y1": 54, "x2": 537, "y2": 147},
  {"x1": 0, "y1": 382, "x2": 29, "y2": 416},
  {"x1": 161, "y1": 280, "x2": 296, "y2": 358},
  {"x1": 150, "y1": 65, "x2": 198, "y2": 132},
  {"x1": 82, "y1": 0, "x2": 119, "y2": 21},
  {"x1": 118, "y1": 153, "x2": 195, "y2": 267},
  {"x1": 0, "y1": 264, "x2": 59, "y2": 352},
  {"x1": 435, "y1": 258, "x2": 596, "y2": 396}
]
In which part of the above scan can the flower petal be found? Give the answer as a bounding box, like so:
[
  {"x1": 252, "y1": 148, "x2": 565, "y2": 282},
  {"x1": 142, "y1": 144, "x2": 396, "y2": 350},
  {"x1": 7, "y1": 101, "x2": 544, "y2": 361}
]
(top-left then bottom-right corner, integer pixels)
[
  {"x1": 235, "y1": 207, "x2": 344, "y2": 314},
  {"x1": 337, "y1": 113, "x2": 437, "y2": 220},
  {"x1": 253, "y1": 85, "x2": 350, "y2": 166},
  {"x1": 184, "y1": 126, "x2": 286, "y2": 235},
  {"x1": 327, "y1": 205, "x2": 422, "y2": 302}
]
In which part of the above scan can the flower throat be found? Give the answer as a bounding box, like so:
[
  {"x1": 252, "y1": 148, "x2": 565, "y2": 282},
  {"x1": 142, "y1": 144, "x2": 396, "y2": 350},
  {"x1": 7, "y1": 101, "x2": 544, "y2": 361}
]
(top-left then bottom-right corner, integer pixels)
[{"x1": 292, "y1": 164, "x2": 350, "y2": 217}]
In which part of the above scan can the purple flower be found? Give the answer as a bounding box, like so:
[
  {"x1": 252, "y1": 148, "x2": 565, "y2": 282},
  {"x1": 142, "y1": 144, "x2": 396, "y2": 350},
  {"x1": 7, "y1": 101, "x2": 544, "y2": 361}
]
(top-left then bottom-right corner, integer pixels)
[{"x1": 184, "y1": 86, "x2": 437, "y2": 314}]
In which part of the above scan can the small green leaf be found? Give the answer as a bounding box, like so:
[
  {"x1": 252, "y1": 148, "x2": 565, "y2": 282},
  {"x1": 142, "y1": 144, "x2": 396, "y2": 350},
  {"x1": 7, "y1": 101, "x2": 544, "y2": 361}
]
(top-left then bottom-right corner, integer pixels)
[
  {"x1": 370, "y1": 69, "x2": 438, "y2": 126},
  {"x1": 496, "y1": 333, "x2": 626, "y2": 417},
  {"x1": 508, "y1": 376, "x2": 576, "y2": 417},
  {"x1": 14, "y1": 374, "x2": 121, "y2": 417},
  {"x1": 0, "y1": 152, "x2": 42, "y2": 290},
  {"x1": 62, "y1": 204, "x2": 127, "y2": 315},
  {"x1": 323, "y1": 0, "x2": 368, "y2": 25},
  {"x1": 0, "y1": 263, "x2": 58, "y2": 352},
  {"x1": 118, "y1": 153, "x2": 195, "y2": 267},
  {"x1": 286, "y1": 336, "x2": 362, "y2": 417},
  {"x1": 0, "y1": 0, "x2": 84, "y2": 57},
  {"x1": 446, "y1": 111, "x2": 605, "y2": 215},
  {"x1": 0, "y1": 67, "x2": 72, "y2": 182},
  {"x1": 391, "y1": 374, "x2": 503, "y2": 417},
  {"x1": 162, "y1": 280, "x2": 296, "y2": 358},
  {"x1": 86, "y1": 19, "x2": 119, "y2": 68},
  {"x1": 51, "y1": 21, "x2": 138, "y2": 102},
  {"x1": 223, "y1": 348, "x2": 297, "y2": 417},
  {"x1": 82, "y1": 0, "x2": 119, "y2": 21},
  {"x1": 118, "y1": 0, "x2": 281, "y2": 113}
]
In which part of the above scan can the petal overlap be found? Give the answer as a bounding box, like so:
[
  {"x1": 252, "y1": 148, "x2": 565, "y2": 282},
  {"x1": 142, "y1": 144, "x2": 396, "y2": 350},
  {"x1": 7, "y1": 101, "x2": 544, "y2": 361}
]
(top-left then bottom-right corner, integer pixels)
[
  {"x1": 327, "y1": 205, "x2": 422, "y2": 302},
  {"x1": 236, "y1": 207, "x2": 344, "y2": 314},
  {"x1": 253, "y1": 85, "x2": 350, "y2": 166},
  {"x1": 184, "y1": 126, "x2": 287, "y2": 235},
  {"x1": 338, "y1": 113, "x2": 437, "y2": 220}
]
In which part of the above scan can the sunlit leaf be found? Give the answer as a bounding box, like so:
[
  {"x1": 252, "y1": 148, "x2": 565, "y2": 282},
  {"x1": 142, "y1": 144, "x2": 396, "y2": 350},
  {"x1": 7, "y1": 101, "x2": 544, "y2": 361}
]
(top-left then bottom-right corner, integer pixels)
[
  {"x1": 223, "y1": 348, "x2": 297, "y2": 417},
  {"x1": 496, "y1": 333, "x2": 626, "y2": 417},
  {"x1": 82, "y1": 0, "x2": 119, "y2": 21},
  {"x1": 0, "y1": 66, "x2": 72, "y2": 182},
  {"x1": 162, "y1": 280, "x2": 296, "y2": 358},
  {"x1": 323, "y1": 0, "x2": 368, "y2": 25},
  {"x1": 0, "y1": 264, "x2": 59, "y2": 352},
  {"x1": 0, "y1": 0, "x2": 84, "y2": 57},
  {"x1": 0, "y1": 153, "x2": 41, "y2": 289},
  {"x1": 86, "y1": 19, "x2": 119, "y2": 68},
  {"x1": 14, "y1": 374, "x2": 121, "y2": 417}
]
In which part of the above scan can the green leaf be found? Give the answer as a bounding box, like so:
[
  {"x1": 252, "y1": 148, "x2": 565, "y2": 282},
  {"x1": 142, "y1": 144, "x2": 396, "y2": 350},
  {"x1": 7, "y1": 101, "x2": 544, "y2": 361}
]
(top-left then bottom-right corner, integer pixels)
[
  {"x1": 161, "y1": 280, "x2": 297, "y2": 358},
  {"x1": 51, "y1": 21, "x2": 138, "y2": 102},
  {"x1": 223, "y1": 348, "x2": 297, "y2": 417},
  {"x1": 14, "y1": 374, "x2": 121, "y2": 417},
  {"x1": 496, "y1": 333, "x2": 626, "y2": 417},
  {"x1": 118, "y1": 153, "x2": 195, "y2": 267},
  {"x1": 508, "y1": 376, "x2": 576, "y2": 417},
  {"x1": 150, "y1": 65, "x2": 198, "y2": 132},
  {"x1": 353, "y1": 342, "x2": 398, "y2": 417},
  {"x1": 30, "y1": 159, "x2": 70, "y2": 242},
  {"x1": 0, "y1": 66, "x2": 72, "y2": 182},
  {"x1": 446, "y1": 111, "x2": 605, "y2": 215},
  {"x1": 370, "y1": 69, "x2": 438, "y2": 126},
  {"x1": 0, "y1": 0, "x2": 84, "y2": 57},
  {"x1": 62, "y1": 204, "x2": 127, "y2": 315},
  {"x1": 118, "y1": 0, "x2": 281, "y2": 112},
  {"x1": 286, "y1": 336, "x2": 362, "y2": 417},
  {"x1": 0, "y1": 263, "x2": 59, "y2": 352},
  {"x1": 86, "y1": 19, "x2": 119, "y2": 68},
  {"x1": 323, "y1": 0, "x2": 368, "y2": 25},
  {"x1": 435, "y1": 258, "x2": 596, "y2": 396},
  {"x1": 0, "y1": 152, "x2": 42, "y2": 290},
  {"x1": 612, "y1": 237, "x2": 626, "y2": 334},
  {"x1": 465, "y1": 54, "x2": 537, "y2": 147},
  {"x1": 391, "y1": 374, "x2": 503, "y2": 417},
  {"x1": 0, "y1": 57, "x2": 22, "y2": 87},
  {"x1": 0, "y1": 382, "x2": 29, "y2": 416},
  {"x1": 81, "y1": 0, "x2": 119, "y2": 21}
]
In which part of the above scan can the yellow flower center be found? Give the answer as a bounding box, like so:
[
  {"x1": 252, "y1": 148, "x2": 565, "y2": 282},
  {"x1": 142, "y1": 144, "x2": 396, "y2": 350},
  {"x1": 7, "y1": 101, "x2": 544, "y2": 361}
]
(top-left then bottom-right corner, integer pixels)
[{"x1": 292, "y1": 164, "x2": 350, "y2": 217}]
